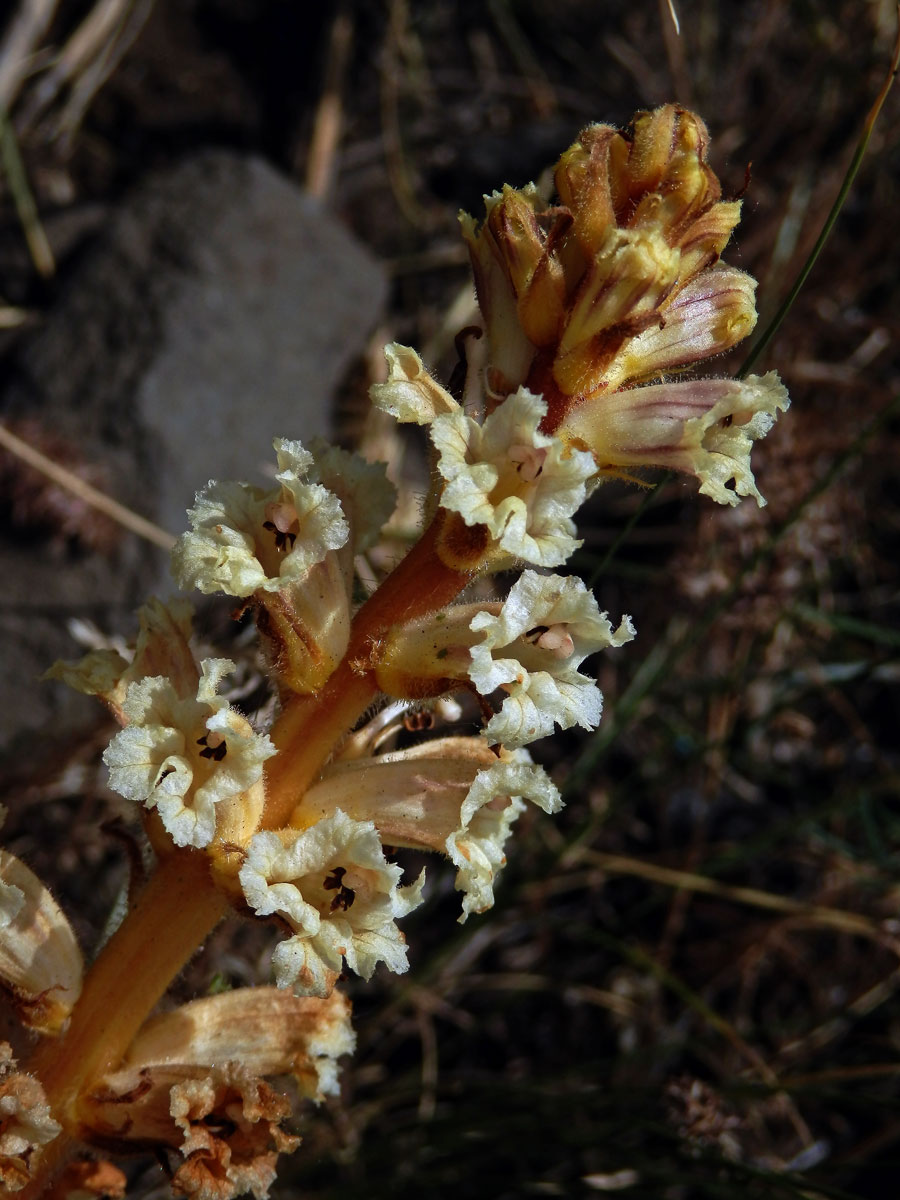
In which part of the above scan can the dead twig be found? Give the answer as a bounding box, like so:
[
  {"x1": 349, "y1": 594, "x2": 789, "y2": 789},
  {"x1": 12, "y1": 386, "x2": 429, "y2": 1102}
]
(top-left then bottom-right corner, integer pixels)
[
  {"x1": 304, "y1": 2, "x2": 353, "y2": 199},
  {"x1": 0, "y1": 421, "x2": 175, "y2": 550},
  {"x1": 581, "y1": 849, "x2": 897, "y2": 949}
]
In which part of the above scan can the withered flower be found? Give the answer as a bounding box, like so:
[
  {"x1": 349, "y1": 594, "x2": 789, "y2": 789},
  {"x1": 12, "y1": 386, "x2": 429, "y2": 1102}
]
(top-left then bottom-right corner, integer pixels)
[
  {"x1": 0, "y1": 851, "x2": 83, "y2": 1035},
  {"x1": 0, "y1": 1044, "x2": 61, "y2": 1193},
  {"x1": 80, "y1": 988, "x2": 353, "y2": 1197},
  {"x1": 86, "y1": 1062, "x2": 298, "y2": 1200}
]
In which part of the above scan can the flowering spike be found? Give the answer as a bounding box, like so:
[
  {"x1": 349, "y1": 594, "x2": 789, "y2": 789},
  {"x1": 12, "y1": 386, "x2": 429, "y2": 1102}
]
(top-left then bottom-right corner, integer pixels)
[{"x1": 21, "y1": 104, "x2": 793, "y2": 1197}]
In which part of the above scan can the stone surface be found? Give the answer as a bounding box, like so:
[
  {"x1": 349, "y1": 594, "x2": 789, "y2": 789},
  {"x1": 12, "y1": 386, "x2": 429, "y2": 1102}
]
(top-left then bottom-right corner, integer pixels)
[{"x1": 0, "y1": 150, "x2": 387, "y2": 758}]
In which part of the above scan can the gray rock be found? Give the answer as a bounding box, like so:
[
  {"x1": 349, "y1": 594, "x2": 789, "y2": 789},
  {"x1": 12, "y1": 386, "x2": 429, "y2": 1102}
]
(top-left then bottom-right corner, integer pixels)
[{"x1": 0, "y1": 150, "x2": 387, "y2": 758}]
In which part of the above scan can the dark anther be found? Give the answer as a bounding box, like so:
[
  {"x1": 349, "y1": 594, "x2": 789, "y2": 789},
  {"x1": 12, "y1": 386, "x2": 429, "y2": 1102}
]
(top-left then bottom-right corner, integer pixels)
[
  {"x1": 403, "y1": 709, "x2": 435, "y2": 732},
  {"x1": 720, "y1": 414, "x2": 733, "y2": 428},
  {"x1": 262, "y1": 520, "x2": 298, "y2": 552},
  {"x1": 330, "y1": 886, "x2": 356, "y2": 912},
  {"x1": 196, "y1": 734, "x2": 227, "y2": 762},
  {"x1": 524, "y1": 625, "x2": 549, "y2": 642},
  {"x1": 515, "y1": 459, "x2": 543, "y2": 478},
  {"x1": 324, "y1": 866, "x2": 355, "y2": 911}
]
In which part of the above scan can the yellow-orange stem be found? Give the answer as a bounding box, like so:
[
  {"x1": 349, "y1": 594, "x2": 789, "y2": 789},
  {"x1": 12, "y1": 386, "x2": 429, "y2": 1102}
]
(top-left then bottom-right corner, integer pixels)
[
  {"x1": 24, "y1": 851, "x2": 227, "y2": 1195},
  {"x1": 262, "y1": 512, "x2": 472, "y2": 825}
]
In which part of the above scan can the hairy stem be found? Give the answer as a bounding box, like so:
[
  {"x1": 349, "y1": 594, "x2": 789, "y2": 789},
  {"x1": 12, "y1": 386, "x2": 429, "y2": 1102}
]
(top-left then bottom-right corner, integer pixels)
[
  {"x1": 262, "y1": 511, "x2": 472, "y2": 825},
  {"x1": 24, "y1": 851, "x2": 227, "y2": 1196}
]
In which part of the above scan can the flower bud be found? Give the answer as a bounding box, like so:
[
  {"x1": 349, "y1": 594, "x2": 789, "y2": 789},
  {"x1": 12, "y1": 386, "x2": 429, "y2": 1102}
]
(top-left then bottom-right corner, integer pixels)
[{"x1": 461, "y1": 105, "x2": 758, "y2": 436}]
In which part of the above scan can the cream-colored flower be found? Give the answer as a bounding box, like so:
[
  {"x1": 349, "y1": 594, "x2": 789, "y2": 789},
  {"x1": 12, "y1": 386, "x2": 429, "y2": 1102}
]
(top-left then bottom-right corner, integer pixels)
[
  {"x1": 448, "y1": 753, "x2": 562, "y2": 922},
  {"x1": 247, "y1": 440, "x2": 396, "y2": 696},
  {"x1": 469, "y1": 570, "x2": 635, "y2": 747},
  {"x1": 294, "y1": 738, "x2": 560, "y2": 922},
  {"x1": 369, "y1": 343, "x2": 460, "y2": 425},
  {"x1": 240, "y1": 810, "x2": 424, "y2": 997},
  {"x1": 103, "y1": 660, "x2": 275, "y2": 849},
  {"x1": 171, "y1": 439, "x2": 349, "y2": 598},
  {"x1": 431, "y1": 388, "x2": 595, "y2": 567},
  {"x1": 562, "y1": 372, "x2": 789, "y2": 507}
]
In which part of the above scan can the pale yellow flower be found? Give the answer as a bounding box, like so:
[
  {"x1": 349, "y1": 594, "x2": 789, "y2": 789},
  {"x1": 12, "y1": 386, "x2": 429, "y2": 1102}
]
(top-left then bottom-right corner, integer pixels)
[
  {"x1": 469, "y1": 570, "x2": 634, "y2": 747},
  {"x1": 239, "y1": 810, "x2": 424, "y2": 997},
  {"x1": 104, "y1": 659, "x2": 275, "y2": 849},
  {"x1": 562, "y1": 372, "x2": 789, "y2": 506},
  {"x1": 294, "y1": 738, "x2": 560, "y2": 922},
  {"x1": 172, "y1": 439, "x2": 349, "y2": 598},
  {"x1": 431, "y1": 388, "x2": 595, "y2": 567}
]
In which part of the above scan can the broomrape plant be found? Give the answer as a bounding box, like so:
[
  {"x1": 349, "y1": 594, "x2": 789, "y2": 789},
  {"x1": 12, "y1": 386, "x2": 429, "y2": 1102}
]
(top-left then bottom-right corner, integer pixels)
[{"x1": 0, "y1": 105, "x2": 788, "y2": 1198}]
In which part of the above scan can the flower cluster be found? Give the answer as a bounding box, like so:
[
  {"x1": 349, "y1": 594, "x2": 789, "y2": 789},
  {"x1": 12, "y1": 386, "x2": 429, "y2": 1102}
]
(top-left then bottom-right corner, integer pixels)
[
  {"x1": 457, "y1": 104, "x2": 789, "y2": 504},
  {"x1": 1, "y1": 105, "x2": 790, "y2": 1198}
]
